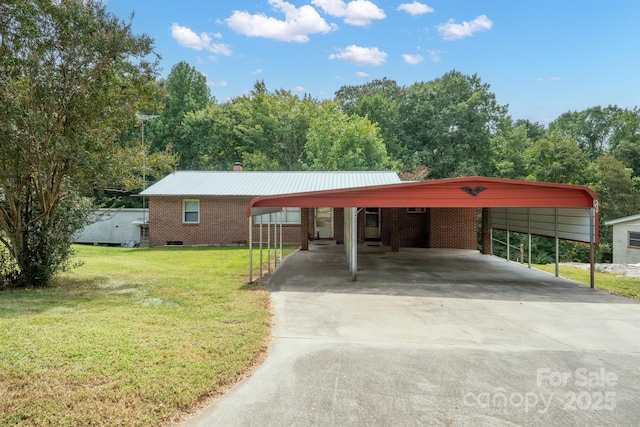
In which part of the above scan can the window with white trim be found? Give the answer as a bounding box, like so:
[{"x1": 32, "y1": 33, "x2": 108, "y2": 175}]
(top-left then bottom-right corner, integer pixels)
[
  {"x1": 183, "y1": 199, "x2": 200, "y2": 223},
  {"x1": 629, "y1": 231, "x2": 640, "y2": 249},
  {"x1": 254, "y1": 207, "x2": 301, "y2": 225},
  {"x1": 407, "y1": 207, "x2": 426, "y2": 213}
]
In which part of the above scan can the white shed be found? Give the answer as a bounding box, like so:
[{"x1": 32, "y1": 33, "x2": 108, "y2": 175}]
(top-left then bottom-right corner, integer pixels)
[
  {"x1": 75, "y1": 208, "x2": 148, "y2": 246},
  {"x1": 604, "y1": 214, "x2": 640, "y2": 264}
]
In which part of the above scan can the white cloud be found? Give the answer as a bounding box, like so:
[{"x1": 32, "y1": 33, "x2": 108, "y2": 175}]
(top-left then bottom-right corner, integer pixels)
[
  {"x1": 355, "y1": 71, "x2": 369, "y2": 77},
  {"x1": 436, "y1": 15, "x2": 493, "y2": 41},
  {"x1": 293, "y1": 86, "x2": 305, "y2": 92},
  {"x1": 536, "y1": 76, "x2": 561, "y2": 82},
  {"x1": 312, "y1": 0, "x2": 385, "y2": 27},
  {"x1": 251, "y1": 69, "x2": 264, "y2": 75},
  {"x1": 226, "y1": 0, "x2": 336, "y2": 42},
  {"x1": 208, "y1": 80, "x2": 228, "y2": 87},
  {"x1": 171, "y1": 23, "x2": 233, "y2": 56},
  {"x1": 402, "y1": 53, "x2": 424, "y2": 64},
  {"x1": 329, "y1": 45, "x2": 387, "y2": 66},
  {"x1": 397, "y1": 2, "x2": 434, "y2": 16}
]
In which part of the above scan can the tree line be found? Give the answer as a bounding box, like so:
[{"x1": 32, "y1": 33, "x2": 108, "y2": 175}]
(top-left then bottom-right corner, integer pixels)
[{"x1": 142, "y1": 61, "x2": 640, "y2": 263}]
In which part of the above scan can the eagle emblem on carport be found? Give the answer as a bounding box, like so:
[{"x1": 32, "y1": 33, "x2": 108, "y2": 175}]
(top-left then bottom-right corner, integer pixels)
[{"x1": 461, "y1": 186, "x2": 487, "y2": 197}]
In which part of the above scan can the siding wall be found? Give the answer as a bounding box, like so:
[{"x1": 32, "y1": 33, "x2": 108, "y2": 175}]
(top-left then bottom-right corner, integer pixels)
[{"x1": 612, "y1": 221, "x2": 640, "y2": 264}]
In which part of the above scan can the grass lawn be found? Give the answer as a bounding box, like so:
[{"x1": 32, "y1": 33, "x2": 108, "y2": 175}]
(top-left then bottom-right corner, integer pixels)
[
  {"x1": 534, "y1": 264, "x2": 640, "y2": 301},
  {"x1": 0, "y1": 245, "x2": 295, "y2": 426}
]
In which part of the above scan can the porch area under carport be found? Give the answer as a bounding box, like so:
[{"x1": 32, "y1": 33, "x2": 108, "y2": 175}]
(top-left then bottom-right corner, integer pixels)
[{"x1": 247, "y1": 176, "x2": 599, "y2": 286}]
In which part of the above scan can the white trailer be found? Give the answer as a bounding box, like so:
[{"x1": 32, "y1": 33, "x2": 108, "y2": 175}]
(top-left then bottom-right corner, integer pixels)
[{"x1": 74, "y1": 208, "x2": 148, "y2": 246}]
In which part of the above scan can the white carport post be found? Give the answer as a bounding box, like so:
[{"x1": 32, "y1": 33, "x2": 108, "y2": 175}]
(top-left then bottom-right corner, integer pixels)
[
  {"x1": 555, "y1": 208, "x2": 560, "y2": 277},
  {"x1": 527, "y1": 208, "x2": 532, "y2": 268},
  {"x1": 590, "y1": 206, "x2": 596, "y2": 288},
  {"x1": 259, "y1": 210, "x2": 263, "y2": 282},
  {"x1": 267, "y1": 213, "x2": 271, "y2": 279},
  {"x1": 279, "y1": 212, "x2": 283, "y2": 266},
  {"x1": 344, "y1": 207, "x2": 358, "y2": 281},
  {"x1": 249, "y1": 216, "x2": 253, "y2": 283}
]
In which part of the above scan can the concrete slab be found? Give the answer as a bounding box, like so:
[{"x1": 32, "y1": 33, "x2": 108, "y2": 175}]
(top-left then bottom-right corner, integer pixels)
[{"x1": 183, "y1": 247, "x2": 640, "y2": 427}]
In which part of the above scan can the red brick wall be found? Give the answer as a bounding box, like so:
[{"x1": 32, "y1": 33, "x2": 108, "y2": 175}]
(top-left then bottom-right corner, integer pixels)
[
  {"x1": 148, "y1": 197, "x2": 301, "y2": 247},
  {"x1": 430, "y1": 208, "x2": 478, "y2": 249},
  {"x1": 149, "y1": 198, "x2": 478, "y2": 250}
]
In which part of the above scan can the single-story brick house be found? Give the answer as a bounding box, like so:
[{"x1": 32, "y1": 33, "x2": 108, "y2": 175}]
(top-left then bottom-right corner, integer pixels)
[
  {"x1": 605, "y1": 214, "x2": 640, "y2": 264},
  {"x1": 139, "y1": 169, "x2": 478, "y2": 250}
]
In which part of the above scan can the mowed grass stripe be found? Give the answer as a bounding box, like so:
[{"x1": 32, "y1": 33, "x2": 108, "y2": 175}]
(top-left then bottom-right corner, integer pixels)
[{"x1": 0, "y1": 245, "x2": 291, "y2": 426}]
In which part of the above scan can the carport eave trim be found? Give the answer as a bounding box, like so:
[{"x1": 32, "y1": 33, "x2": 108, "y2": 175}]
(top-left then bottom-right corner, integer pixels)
[{"x1": 246, "y1": 176, "x2": 598, "y2": 216}]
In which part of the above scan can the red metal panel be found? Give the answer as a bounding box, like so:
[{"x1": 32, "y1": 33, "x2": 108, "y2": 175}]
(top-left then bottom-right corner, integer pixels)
[{"x1": 248, "y1": 177, "x2": 598, "y2": 213}]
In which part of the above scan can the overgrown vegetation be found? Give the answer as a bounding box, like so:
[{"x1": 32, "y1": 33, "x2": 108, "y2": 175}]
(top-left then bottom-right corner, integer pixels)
[{"x1": 0, "y1": 245, "x2": 290, "y2": 426}]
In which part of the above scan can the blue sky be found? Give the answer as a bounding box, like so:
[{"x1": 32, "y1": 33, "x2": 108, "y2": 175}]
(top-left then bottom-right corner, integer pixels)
[{"x1": 105, "y1": 0, "x2": 640, "y2": 124}]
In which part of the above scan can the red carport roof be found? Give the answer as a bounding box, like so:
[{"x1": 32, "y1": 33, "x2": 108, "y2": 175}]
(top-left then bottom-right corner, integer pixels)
[{"x1": 247, "y1": 176, "x2": 598, "y2": 215}]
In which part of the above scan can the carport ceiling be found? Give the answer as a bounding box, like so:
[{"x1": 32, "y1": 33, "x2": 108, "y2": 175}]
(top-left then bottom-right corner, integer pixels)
[{"x1": 247, "y1": 176, "x2": 598, "y2": 211}]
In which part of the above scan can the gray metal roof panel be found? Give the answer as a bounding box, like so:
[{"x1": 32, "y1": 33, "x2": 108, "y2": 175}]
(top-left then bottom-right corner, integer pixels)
[{"x1": 139, "y1": 171, "x2": 401, "y2": 197}]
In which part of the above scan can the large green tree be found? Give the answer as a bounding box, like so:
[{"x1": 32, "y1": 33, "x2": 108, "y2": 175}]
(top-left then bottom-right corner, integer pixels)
[
  {"x1": 0, "y1": 0, "x2": 160, "y2": 287},
  {"x1": 148, "y1": 61, "x2": 212, "y2": 169},
  {"x1": 398, "y1": 71, "x2": 508, "y2": 178},
  {"x1": 304, "y1": 101, "x2": 389, "y2": 170}
]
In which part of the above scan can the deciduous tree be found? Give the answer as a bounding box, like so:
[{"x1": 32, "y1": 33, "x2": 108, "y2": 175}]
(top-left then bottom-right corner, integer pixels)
[{"x1": 0, "y1": 0, "x2": 160, "y2": 287}]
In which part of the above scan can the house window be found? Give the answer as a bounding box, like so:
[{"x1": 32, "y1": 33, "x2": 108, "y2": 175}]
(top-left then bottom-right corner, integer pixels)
[
  {"x1": 183, "y1": 199, "x2": 200, "y2": 223},
  {"x1": 629, "y1": 231, "x2": 640, "y2": 249},
  {"x1": 254, "y1": 207, "x2": 301, "y2": 225},
  {"x1": 407, "y1": 208, "x2": 426, "y2": 213}
]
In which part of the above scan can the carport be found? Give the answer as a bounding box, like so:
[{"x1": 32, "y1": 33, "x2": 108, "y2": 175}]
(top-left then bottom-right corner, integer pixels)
[{"x1": 247, "y1": 177, "x2": 599, "y2": 287}]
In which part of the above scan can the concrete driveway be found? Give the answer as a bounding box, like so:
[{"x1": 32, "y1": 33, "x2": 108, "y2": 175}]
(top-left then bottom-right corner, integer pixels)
[{"x1": 184, "y1": 246, "x2": 640, "y2": 426}]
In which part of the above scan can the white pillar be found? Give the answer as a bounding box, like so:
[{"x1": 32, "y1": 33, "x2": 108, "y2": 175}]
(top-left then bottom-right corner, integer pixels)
[
  {"x1": 249, "y1": 216, "x2": 253, "y2": 283},
  {"x1": 555, "y1": 208, "x2": 559, "y2": 277}
]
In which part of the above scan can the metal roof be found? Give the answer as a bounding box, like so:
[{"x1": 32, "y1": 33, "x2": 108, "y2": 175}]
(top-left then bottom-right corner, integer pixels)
[
  {"x1": 604, "y1": 213, "x2": 640, "y2": 226},
  {"x1": 139, "y1": 171, "x2": 401, "y2": 197}
]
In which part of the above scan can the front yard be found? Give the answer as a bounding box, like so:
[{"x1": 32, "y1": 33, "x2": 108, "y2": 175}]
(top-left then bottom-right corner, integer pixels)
[{"x1": 0, "y1": 245, "x2": 286, "y2": 426}]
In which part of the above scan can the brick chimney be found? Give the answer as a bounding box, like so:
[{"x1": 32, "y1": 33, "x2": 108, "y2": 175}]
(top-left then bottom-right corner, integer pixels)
[{"x1": 233, "y1": 162, "x2": 243, "y2": 172}]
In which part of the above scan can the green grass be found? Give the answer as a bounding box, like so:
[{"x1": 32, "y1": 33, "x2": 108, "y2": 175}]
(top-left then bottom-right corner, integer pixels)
[
  {"x1": 0, "y1": 245, "x2": 296, "y2": 426},
  {"x1": 534, "y1": 264, "x2": 640, "y2": 301}
]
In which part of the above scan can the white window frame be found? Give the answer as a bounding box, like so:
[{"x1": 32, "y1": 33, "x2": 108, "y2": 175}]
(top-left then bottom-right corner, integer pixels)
[
  {"x1": 407, "y1": 207, "x2": 426, "y2": 213},
  {"x1": 629, "y1": 231, "x2": 640, "y2": 249},
  {"x1": 254, "y1": 207, "x2": 301, "y2": 225},
  {"x1": 182, "y1": 199, "x2": 200, "y2": 224}
]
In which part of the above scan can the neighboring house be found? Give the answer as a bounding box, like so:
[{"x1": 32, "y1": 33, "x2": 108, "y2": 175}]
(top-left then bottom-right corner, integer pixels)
[
  {"x1": 139, "y1": 169, "x2": 478, "y2": 250},
  {"x1": 75, "y1": 208, "x2": 148, "y2": 246},
  {"x1": 605, "y1": 214, "x2": 640, "y2": 264}
]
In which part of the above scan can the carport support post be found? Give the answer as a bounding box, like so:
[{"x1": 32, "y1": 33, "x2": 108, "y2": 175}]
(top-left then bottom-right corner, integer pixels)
[
  {"x1": 528, "y1": 208, "x2": 532, "y2": 268},
  {"x1": 351, "y1": 208, "x2": 358, "y2": 281},
  {"x1": 506, "y1": 209, "x2": 510, "y2": 262},
  {"x1": 300, "y1": 208, "x2": 309, "y2": 251},
  {"x1": 555, "y1": 208, "x2": 559, "y2": 277},
  {"x1": 279, "y1": 213, "x2": 283, "y2": 265},
  {"x1": 590, "y1": 207, "x2": 595, "y2": 288},
  {"x1": 267, "y1": 215, "x2": 271, "y2": 279},
  {"x1": 259, "y1": 210, "x2": 263, "y2": 282},
  {"x1": 249, "y1": 216, "x2": 253, "y2": 283}
]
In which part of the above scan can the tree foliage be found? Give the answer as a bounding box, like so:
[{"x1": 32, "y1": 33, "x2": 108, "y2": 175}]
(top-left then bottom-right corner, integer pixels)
[
  {"x1": 398, "y1": 71, "x2": 508, "y2": 178},
  {"x1": 304, "y1": 101, "x2": 388, "y2": 170},
  {"x1": 0, "y1": 0, "x2": 161, "y2": 287}
]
